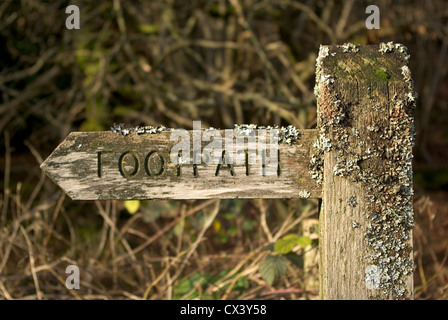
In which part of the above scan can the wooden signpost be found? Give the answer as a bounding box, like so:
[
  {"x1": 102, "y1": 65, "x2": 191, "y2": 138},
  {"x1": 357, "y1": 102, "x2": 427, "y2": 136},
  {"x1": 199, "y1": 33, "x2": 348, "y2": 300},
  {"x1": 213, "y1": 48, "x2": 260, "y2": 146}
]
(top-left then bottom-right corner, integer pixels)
[
  {"x1": 41, "y1": 44, "x2": 416, "y2": 300},
  {"x1": 40, "y1": 129, "x2": 320, "y2": 200}
]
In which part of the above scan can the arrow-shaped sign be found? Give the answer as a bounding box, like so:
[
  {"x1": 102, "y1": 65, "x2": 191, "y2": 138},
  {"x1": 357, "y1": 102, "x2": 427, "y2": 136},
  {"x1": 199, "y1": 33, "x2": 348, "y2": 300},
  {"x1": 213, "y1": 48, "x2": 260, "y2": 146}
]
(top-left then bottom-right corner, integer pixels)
[{"x1": 40, "y1": 129, "x2": 320, "y2": 200}]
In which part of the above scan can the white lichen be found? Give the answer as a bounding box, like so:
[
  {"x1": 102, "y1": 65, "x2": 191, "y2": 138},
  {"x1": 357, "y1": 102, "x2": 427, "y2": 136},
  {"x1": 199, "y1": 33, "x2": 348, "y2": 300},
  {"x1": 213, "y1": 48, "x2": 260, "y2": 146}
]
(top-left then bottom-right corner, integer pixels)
[
  {"x1": 342, "y1": 42, "x2": 359, "y2": 53},
  {"x1": 401, "y1": 65, "x2": 412, "y2": 82},
  {"x1": 348, "y1": 196, "x2": 358, "y2": 207},
  {"x1": 378, "y1": 42, "x2": 410, "y2": 62},
  {"x1": 111, "y1": 123, "x2": 170, "y2": 136},
  {"x1": 322, "y1": 74, "x2": 334, "y2": 85},
  {"x1": 298, "y1": 190, "x2": 311, "y2": 198},
  {"x1": 351, "y1": 221, "x2": 361, "y2": 229},
  {"x1": 319, "y1": 45, "x2": 330, "y2": 59}
]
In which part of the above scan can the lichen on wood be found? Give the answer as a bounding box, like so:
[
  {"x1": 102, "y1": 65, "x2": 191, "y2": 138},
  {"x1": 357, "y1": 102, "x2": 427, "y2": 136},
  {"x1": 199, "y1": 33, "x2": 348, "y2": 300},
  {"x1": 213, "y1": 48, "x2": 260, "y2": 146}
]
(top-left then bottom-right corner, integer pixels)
[
  {"x1": 314, "y1": 44, "x2": 416, "y2": 299},
  {"x1": 41, "y1": 129, "x2": 322, "y2": 200}
]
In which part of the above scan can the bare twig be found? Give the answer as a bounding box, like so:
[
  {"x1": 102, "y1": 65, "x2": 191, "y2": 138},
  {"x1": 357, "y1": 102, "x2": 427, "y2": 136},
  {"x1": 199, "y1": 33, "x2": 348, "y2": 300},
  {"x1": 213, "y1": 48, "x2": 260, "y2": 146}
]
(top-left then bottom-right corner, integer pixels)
[
  {"x1": 114, "y1": 199, "x2": 216, "y2": 263},
  {"x1": 42, "y1": 193, "x2": 65, "y2": 248},
  {"x1": 20, "y1": 225, "x2": 43, "y2": 300},
  {"x1": 1, "y1": 131, "x2": 10, "y2": 226},
  {"x1": 257, "y1": 199, "x2": 273, "y2": 242}
]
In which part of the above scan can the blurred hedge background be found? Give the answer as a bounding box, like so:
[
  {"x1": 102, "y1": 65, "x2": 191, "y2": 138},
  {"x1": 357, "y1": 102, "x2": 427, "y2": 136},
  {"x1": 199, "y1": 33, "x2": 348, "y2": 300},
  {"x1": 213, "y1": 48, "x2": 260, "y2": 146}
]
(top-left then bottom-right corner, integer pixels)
[{"x1": 0, "y1": 0, "x2": 447, "y2": 299}]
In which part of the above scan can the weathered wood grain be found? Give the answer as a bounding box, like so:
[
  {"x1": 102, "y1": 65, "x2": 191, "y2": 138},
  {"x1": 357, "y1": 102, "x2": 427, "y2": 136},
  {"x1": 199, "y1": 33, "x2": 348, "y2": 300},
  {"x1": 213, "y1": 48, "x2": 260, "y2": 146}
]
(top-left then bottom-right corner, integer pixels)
[
  {"x1": 303, "y1": 218, "x2": 319, "y2": 296},
  {"x1": 316, "y1": 44, "x2": 415, "y2": 299},
  {"x1": 41, "y1": 129, "x2": 321, "y2": 200}
]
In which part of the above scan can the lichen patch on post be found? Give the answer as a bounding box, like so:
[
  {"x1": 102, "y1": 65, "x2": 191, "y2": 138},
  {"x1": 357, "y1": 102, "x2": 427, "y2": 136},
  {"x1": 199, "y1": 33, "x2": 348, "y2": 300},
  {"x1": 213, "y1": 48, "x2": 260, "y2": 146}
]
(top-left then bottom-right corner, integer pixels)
[
  {"x1": 348, "y1": 196, "x2": 358, "y2": 207},
  {"x1": 342, "y1": 43, "x2": 359, "y2": 53},
  {"x1": 298, "y1": 190, "x2": 311, "y2": 198},
  {"x1": 314, "y1": 44, "x2": 416, "y2": 299}
]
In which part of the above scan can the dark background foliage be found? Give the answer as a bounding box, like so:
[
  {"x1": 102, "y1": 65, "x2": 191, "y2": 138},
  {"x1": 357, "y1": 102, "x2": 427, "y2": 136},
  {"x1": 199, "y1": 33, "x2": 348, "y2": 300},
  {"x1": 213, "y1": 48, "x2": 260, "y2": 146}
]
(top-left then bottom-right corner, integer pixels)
[{"x1": 0, "y1": 0, "x2": 447, "y2": 299}]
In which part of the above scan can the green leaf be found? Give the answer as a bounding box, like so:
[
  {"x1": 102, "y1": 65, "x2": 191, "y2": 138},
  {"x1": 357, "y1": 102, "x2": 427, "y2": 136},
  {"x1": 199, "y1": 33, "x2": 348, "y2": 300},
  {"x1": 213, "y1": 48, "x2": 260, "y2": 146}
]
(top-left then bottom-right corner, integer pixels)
[
  {"x1": 217, "y1": 234, "x2": 229, "y2": 244},
  {"x1": 228, "y1": 226, "x2": 238, "y2": 236},
  {"x1": 297, "y1": 236, "x2": 312, "y2": 248},
  {"x1": 175, "y1": 278, "x2": 192, "y2": 296},
  {"x1": 223, "y1": 213, "x2": 235, "y2": 220},
  {"x1": 258, "y1": 255, "x2": 288, "y2": 285},
  {"x1": 174, "y1": 273, "x2": 205, "y2": 298},
  {"x1": 138, "y1": 24, "x2": 159, "y2": 35},
  {"x1": 262, "y1": 243, "x2": 274, "y2": 252},
  {"x1": 173, "y1": 218, "x2": 184, "y2": 237},
  {"x1": 274, "y1": 234, "x2": 300, "y2": 254},
  {"x1": 234, "y1": 276, "x2": 249, "y2": 291},
  {"x1": 243, "y1": 219, "x2": 257, "y2": 231},
  {"x1": 284, "y1": 252, "x2": 304, "y2": 268},
  {"x1": 124, "y1": 200, "x2": 140, "y2": 214}
]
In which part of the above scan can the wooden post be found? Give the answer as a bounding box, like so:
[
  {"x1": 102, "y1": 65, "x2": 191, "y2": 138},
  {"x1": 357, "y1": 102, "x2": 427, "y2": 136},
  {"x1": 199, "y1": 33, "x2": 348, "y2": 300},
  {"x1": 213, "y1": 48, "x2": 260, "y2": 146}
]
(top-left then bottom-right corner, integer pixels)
[
  {"x1": 315, "y1": 43, "x2": 416, "y2": 299},
  {"x1": 303, "y1": 218, "x2": 319, "y2": 296}
]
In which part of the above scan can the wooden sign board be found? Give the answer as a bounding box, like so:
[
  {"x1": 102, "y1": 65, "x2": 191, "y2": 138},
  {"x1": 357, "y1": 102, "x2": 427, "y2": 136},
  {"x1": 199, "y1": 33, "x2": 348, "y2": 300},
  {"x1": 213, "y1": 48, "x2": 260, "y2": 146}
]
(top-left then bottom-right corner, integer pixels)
[{"x1": 40, "y1": 129, "x2": 320, "y2": 200}]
